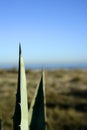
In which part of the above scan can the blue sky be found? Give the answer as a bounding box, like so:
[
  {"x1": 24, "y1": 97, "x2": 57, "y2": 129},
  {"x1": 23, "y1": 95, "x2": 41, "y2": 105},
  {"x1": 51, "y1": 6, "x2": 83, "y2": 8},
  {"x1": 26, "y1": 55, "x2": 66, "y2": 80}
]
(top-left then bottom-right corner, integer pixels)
[{"x1": 0, "y1": 0, "x2": 87, "y2": 65}]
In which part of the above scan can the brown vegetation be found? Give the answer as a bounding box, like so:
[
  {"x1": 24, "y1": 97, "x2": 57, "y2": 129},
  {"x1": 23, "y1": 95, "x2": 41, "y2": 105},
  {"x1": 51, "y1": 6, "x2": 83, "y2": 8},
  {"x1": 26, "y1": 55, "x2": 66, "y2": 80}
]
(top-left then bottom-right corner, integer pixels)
[{"x1": 0, "y1": 69, "x2": 87, "y2": 130}]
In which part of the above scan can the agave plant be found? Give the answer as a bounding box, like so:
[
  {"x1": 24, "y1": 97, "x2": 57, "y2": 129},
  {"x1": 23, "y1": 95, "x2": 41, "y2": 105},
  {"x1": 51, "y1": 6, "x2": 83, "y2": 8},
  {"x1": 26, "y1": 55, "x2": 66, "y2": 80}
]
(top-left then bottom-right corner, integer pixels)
[
  {"x1": 13, "y1": 44, "x2": 47, "y2": 130},
  {"x1": 13, "y1": 44, "x2": 28, "y2": 130},
  {"x1": 28, "y1": 71, "x2": 47, "y2": 130}
]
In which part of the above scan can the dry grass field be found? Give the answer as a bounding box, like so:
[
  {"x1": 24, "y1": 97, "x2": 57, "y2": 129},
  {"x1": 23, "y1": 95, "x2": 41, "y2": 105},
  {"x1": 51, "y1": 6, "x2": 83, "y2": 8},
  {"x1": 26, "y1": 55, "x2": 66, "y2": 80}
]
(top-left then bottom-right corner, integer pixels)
[{"x1": 0, "y1": 69, "x2": 87, "y2": 130}]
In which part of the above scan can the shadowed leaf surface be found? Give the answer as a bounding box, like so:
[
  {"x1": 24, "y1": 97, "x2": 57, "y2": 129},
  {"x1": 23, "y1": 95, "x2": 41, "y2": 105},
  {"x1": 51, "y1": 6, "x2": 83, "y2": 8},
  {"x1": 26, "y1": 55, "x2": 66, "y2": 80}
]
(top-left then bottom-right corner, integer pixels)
[{"x1": 29, "y1": 72, "x2": 46, "y2": 130}]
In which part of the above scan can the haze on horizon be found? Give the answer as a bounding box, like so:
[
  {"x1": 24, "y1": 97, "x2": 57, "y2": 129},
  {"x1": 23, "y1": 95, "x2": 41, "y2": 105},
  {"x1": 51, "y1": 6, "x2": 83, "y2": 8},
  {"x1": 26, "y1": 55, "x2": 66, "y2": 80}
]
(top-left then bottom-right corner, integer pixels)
[{"x1": 0, "y1": 0, "x2": 87, "y2": 65}]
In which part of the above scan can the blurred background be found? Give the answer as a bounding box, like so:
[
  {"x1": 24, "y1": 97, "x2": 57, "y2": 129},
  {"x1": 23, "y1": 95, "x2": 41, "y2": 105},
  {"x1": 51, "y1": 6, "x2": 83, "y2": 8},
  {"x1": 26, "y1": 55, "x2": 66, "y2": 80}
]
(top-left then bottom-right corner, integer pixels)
[{"x1": 0, "y1": 0, "x2": 87, "y2": 130}]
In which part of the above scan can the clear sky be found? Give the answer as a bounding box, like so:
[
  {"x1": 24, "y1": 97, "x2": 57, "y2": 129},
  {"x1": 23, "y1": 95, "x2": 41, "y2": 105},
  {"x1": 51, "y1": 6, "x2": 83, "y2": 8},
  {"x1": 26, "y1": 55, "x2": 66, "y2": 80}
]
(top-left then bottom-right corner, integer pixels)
[{"x1": 0, "y1": 0, "x2": 87, "y2": 65}]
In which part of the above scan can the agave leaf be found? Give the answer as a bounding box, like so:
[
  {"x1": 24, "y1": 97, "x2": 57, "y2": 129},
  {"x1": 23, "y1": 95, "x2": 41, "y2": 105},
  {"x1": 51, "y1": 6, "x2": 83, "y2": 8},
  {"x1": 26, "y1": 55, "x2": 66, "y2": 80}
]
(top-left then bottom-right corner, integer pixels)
[
  {"x1": 13, "y1": 44, "x2": 28, "y2": 130},
  {"x1": 28, "y1": 71, "x2": 47, "y2": 130}
]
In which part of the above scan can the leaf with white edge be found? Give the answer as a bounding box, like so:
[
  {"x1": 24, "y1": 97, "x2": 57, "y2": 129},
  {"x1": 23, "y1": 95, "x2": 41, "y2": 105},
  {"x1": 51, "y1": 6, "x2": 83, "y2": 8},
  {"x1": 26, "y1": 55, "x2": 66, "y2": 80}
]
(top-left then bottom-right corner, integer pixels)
[
  {"x1": 13, "y1": 44, "x2": 28, "y2": 130},
  {"x1": 28, "y1": 71, "x2": 47, "y2": 130}
]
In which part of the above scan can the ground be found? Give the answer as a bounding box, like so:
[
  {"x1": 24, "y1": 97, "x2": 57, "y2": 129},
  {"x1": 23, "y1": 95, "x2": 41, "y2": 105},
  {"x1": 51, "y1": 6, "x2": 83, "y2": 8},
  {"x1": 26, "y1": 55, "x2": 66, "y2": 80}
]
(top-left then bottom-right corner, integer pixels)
[{"x1": 0, "y1": 69, "x2": 87, "y2": 130}]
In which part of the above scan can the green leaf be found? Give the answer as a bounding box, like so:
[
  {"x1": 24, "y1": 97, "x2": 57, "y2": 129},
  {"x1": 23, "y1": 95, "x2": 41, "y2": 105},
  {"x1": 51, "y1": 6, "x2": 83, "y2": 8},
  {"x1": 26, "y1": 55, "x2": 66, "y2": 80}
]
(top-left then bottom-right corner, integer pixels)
[
  {"x1": 28, "y1": 71, "x2": 47, "y2": 130},
  {"x1": 13, "y1": 44, "x2": 28, "y2": 130}
]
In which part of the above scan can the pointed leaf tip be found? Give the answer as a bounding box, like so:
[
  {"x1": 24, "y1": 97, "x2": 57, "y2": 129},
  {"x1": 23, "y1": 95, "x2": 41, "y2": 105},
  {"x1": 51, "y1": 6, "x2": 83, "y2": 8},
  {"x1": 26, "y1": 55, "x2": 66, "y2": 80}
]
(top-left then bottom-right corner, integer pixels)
[
  {"x1": 19, "y1": 43, "x2": 22, "y2": 55},
  {"x1": 42, "y1": 69, "x2": 44, "y2": 78}
]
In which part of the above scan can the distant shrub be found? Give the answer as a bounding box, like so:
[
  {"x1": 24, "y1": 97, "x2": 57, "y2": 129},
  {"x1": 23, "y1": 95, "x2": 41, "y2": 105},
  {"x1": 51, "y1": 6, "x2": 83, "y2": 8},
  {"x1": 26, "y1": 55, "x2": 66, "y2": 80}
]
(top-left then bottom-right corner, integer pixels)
[{"x1": 70, "y1": 77, "x2": 81, "y2": 83}]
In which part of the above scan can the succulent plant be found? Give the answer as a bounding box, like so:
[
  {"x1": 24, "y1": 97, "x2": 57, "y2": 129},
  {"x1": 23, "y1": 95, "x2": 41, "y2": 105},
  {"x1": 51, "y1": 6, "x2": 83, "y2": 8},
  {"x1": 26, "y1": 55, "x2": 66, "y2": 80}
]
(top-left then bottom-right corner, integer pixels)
[
  {"x1": 13, "y1": 44, "x2": 28, "y2": 130},
  {"x1": 28, "y1": 71, "x2": 47, "y2": 130},
  {"x1": 13, "y1": 44, "x2": 47, "y2": 130}
]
